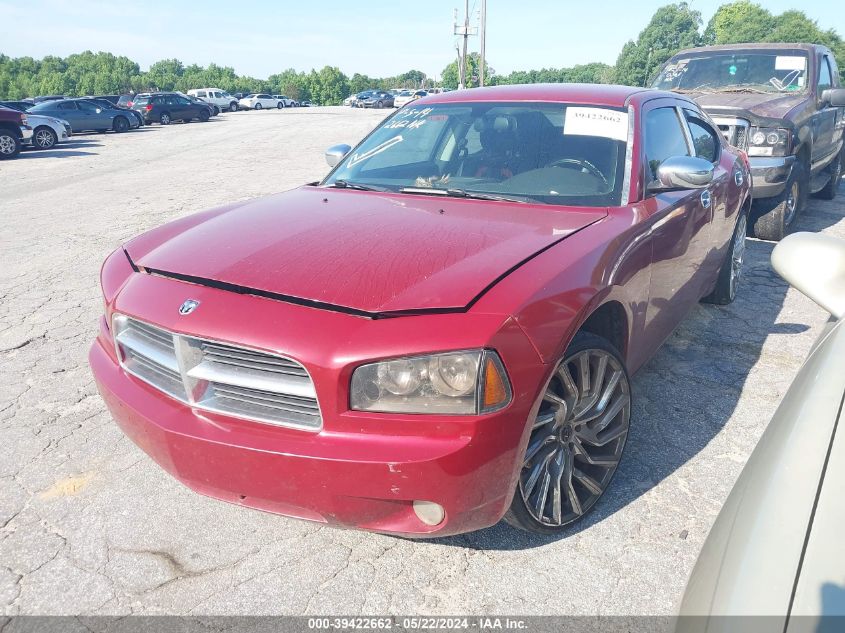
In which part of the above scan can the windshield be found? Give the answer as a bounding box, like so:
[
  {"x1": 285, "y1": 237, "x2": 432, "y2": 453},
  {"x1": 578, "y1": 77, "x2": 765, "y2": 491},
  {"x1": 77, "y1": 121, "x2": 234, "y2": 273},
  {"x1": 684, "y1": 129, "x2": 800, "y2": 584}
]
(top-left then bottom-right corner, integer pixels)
[
  {"x1": 324, "y1": 102, "x2": 629, "y2": 207},
  {"x1": 653, "y1": 50, "x2": 809, "y2": 94}
]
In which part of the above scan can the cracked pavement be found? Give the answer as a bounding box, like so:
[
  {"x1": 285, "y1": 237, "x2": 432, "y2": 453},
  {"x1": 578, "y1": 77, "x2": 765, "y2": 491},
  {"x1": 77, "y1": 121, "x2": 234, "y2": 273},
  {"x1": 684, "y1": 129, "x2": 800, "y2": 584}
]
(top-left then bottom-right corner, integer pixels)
[{"x1": 1, "y1": 107, "x2": 843, "y2": 616}]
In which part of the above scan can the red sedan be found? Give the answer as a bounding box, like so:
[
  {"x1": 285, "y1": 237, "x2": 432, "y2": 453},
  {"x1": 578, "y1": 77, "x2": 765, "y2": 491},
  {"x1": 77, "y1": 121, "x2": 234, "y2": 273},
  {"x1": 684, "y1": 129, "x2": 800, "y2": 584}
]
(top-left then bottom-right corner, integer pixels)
[{"x1": 90, "y1": 84, "x2": 751, "y2": 536}]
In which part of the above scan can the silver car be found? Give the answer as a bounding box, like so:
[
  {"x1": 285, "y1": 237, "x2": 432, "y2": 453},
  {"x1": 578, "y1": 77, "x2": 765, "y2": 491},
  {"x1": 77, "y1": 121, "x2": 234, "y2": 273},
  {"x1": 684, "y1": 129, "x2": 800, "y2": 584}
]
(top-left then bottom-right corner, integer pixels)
[{"x1": 677, "y1": 231, "x2": 845, "y2": 632}]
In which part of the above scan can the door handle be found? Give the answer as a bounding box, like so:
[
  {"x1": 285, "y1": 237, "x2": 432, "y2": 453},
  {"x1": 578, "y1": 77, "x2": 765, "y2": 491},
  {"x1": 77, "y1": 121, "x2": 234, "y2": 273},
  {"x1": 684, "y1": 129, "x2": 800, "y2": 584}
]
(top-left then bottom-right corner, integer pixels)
[{"x1": 700, "y1": 190, "x2": 712, "y2": 209}]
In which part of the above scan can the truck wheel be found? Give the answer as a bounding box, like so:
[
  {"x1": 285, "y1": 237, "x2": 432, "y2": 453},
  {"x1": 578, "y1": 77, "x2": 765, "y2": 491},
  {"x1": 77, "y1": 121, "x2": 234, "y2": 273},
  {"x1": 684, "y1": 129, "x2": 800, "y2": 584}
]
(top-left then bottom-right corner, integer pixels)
[
  {"x1": 702, "y1": 209, "x2": 747, "y2": 305},
  {"x1": 0, "y1": 130, "x2": 21, "y2": 158},
  {"x1": 814, "y1": 150, "x2": 842, "y2": 201},
  {"x1": 751, "y1": 163, "x2": 803, "y2": 241},
  {"x1": 504, "y1": 332, "x2": 631, "y2": 534}
]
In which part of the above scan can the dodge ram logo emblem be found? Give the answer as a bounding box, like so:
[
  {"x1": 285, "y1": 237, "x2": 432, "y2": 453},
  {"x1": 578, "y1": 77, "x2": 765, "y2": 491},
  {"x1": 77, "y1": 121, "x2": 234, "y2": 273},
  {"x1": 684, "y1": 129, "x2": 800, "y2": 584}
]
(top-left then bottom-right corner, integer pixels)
[{"x1": 179, "y1": 299, "x2": 200, "y2": 315}]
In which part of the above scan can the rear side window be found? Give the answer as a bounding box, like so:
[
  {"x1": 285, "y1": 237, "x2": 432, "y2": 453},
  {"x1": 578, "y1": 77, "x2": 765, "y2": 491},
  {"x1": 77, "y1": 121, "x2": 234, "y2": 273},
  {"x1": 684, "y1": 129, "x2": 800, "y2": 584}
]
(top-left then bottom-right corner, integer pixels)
[
  {"x1": 818, "y1": 56, "x2": 833, "y2": 92},
  {"x1": 57, "y1": 101, "x2": 78, "y2": 110},
  {"x1": 644, "y1": 107, "x2": 690, "y2": 180}
]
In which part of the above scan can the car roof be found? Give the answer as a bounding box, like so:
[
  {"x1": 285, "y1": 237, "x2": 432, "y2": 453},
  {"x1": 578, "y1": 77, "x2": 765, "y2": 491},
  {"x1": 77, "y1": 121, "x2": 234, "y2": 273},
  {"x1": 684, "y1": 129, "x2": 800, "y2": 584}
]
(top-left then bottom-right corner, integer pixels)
[
  {"x1": 671, "y1": 43, "x2": 828, "y2": 57},
  {"x1": 420, "y1": 83, "x2": 662, "y2": 107}
]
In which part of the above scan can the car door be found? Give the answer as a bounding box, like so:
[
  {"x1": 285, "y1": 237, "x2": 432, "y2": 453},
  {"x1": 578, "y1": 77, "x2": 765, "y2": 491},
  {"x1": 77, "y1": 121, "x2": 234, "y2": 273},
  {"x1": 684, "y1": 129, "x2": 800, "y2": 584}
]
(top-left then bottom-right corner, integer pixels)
[
  {"x1": 812, "y1": 54, "x2": 838, "y2": 173},
  {"x1": 54, "y1": 101, "x2": 84, "y2": 130},
  {"x1": 77, "y1": 100, "x2": 110, "y2": 129},
  {"x1": 640, "y1": 101, "x2": 716, "y2": 340}
]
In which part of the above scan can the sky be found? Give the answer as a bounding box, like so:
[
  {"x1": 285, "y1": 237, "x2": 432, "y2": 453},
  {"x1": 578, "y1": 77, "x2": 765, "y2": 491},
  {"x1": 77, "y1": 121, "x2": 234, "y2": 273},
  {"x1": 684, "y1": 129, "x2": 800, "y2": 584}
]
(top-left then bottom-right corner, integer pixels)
[{"x1": 1, "y1": 0, "x2": 843, "y2": 80}]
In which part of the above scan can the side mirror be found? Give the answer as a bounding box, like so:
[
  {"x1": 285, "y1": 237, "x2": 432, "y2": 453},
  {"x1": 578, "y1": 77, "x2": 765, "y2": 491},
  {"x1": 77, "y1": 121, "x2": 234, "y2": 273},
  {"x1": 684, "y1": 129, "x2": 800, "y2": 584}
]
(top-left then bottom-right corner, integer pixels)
[
  {"x1": 325, "y1": 143, "x2": 351, "y2": 168},
  {"x1": 821, "y1": 88, "x2": 845, "y2": 107},
  {"x1": 96, "y1": 108, "x2": 102, "y2": 113},
  {"x1": 648, "y1": 156, "x2": 715, "y2": 193},
  {"x1": 772, "y1": 233, "x2": 845, "y2": 319}
]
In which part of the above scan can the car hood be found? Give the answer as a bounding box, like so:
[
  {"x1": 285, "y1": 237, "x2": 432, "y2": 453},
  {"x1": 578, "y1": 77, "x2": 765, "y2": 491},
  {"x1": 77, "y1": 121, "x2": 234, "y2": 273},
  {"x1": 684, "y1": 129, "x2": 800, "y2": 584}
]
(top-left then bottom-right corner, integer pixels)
[
  {"x1": 125, "y1": 187, "x2": 606, "y2": 316},
  {"x1": 693, "y1": 91, "x2": 806, "y2": 120}
]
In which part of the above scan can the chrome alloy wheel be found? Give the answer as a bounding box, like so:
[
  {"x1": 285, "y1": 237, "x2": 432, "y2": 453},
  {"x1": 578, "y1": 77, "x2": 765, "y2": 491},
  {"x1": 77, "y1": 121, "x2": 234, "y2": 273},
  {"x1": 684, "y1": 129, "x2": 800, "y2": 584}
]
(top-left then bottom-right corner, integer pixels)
[
  {"x1": 34, "y1": 128, "x2": 56, "y2": 148},
  {"x1": 0, "y1": 134, "x2": 16, "y2": 155},
  {"x1": 519, "y1": 348, "x2": 630, "y2": 527},
  {"x1": 784, "y1": 180, "x2": 799, "y2": 226},
  {"x1": 729, "y1": 214, "x2": 747, "y2": 299}
]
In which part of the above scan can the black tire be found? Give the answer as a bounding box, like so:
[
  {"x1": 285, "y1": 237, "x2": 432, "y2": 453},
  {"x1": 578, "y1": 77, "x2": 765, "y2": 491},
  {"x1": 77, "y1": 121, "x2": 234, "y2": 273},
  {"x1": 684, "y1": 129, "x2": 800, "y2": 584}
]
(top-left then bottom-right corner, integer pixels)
[
  {"x1": 702, "y1": 208, "x2": 748, "y2": 305},
  {"x1": 814, "y1": 149, "x2": 842, "y2": 201},
  {"x1": 112, "y1": 116, "x2": 129, "y2": 133},
  {"x1": 751, "y1": 160, "x2": 803, "y2": 241},
  {"x1": 254, "y1": 103, "x2": 262, "y2": 110},
  {"x1": 376, "y1": 100, "x2": 384, "y2": 109},
  {"x1": 212, "y1": 105, "x2": 220, "y2": 116},
  {"x1": 504, "y1": 331, "x2": 631, "y2": 535},
  {"x1": 277, "y1": 102, "x2": 284, "y2": 109},
  {"x1": 159, "y1": 112, "x2": 171, "y2": 125},
  {"x1": 32, "y1": 126, "x2": 57, "y2": 149},
  {"x1": 199, "y1": 110, "x2": 210, "y2": 122},
  {"x1": 229, "y1": 102, "x2": 238, "y2": 112},
  {"x1": 0, "y1": 130, "x2": 21, "y2": 159}
]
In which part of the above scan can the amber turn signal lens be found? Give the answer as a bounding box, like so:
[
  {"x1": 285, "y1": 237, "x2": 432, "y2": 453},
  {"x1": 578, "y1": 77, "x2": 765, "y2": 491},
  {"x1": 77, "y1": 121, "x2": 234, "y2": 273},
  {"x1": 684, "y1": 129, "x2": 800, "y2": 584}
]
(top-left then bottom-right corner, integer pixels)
[{"x1": 482, "y1": 355, "x2": 509, "y2": 411}]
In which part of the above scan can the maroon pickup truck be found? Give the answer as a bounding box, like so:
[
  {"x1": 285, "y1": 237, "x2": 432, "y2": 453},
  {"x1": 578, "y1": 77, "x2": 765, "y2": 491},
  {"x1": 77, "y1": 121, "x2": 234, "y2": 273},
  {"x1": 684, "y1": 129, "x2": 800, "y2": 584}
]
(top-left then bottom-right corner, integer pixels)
[
  {"x1": 0, "y1": 105, "x2": 34, "y2": 159},
  {"x1": 653, "y1": 43, "x2": 845, "y2": 240}
]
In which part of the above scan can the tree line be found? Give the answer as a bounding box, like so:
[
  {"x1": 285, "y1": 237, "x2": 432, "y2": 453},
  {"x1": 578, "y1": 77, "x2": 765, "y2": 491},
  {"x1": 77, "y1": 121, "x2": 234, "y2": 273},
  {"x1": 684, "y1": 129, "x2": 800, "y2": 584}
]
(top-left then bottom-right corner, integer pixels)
[{"x1": 1, "y1": 1, "x2": 843, "y2": 104}]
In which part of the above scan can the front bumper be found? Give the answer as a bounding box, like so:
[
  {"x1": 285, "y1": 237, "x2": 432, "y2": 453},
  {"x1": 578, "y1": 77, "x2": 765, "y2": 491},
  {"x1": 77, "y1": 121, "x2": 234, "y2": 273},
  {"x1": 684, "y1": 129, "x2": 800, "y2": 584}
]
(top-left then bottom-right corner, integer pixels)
[
  {"x1": 91, "y1": 334, "x2": 525, "y2": 536},
  {"x1": 88, "y1": 269, "x2": 544, "y2": 536},
  {"x1": 20, "y1": 125, "x2": 33, "y2": 141},
  {"x1": 749, "y1": 155, "x2": 796, "y2": 199}
]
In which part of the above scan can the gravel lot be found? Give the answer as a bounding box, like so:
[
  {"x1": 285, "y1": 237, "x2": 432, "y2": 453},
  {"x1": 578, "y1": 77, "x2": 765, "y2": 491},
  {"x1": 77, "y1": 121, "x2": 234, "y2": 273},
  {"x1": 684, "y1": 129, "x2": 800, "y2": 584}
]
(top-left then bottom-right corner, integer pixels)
[{"x1": 1, "y1": 107, "x2": 843, "y2": 617}]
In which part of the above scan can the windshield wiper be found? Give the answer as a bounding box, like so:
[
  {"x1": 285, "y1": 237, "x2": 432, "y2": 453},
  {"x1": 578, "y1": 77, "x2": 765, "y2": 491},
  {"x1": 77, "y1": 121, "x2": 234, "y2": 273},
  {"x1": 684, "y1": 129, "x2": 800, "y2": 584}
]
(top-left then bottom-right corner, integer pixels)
[
  {"x1": 325, "y1": 180, "x2": 386, "y2": 192},
  {"x1": 398, "y1": 187, "x2": 529, "y2": 204},
  {"x1": 713, "y1": 85, "x2": 771, "y2": 94}
]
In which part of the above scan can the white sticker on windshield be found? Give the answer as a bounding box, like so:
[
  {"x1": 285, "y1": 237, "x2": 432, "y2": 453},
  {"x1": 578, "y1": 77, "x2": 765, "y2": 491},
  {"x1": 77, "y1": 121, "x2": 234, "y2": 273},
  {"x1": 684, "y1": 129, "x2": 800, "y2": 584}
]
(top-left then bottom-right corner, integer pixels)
[
  {"x1": 564, "y1": 107, "x2": 628, "y2": 142},
  {"x1": 775, "y1": 56, "x2": 805, "y2": 71}
]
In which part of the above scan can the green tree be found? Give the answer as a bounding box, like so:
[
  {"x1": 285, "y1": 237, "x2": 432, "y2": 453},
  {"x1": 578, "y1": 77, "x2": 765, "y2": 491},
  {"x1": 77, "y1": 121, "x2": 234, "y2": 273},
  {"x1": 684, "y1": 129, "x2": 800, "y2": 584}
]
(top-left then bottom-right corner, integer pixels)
[
  {"x1": 702, "y1": 1, "x2": 775, "y2": 45},
  {"x1": 614, "y1": 2, "x2": 702, "y2": 86},
  {"x1": 441, "y1": 53, "x2": 493, "y2": 89}
]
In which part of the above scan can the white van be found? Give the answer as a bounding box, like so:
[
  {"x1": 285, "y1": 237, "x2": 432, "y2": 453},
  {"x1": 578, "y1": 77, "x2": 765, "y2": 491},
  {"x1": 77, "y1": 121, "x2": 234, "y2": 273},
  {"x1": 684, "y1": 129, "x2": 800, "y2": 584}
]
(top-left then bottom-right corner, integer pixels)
[{"x1": 187, "y1": 88, "x2": 239, "y2": 113}]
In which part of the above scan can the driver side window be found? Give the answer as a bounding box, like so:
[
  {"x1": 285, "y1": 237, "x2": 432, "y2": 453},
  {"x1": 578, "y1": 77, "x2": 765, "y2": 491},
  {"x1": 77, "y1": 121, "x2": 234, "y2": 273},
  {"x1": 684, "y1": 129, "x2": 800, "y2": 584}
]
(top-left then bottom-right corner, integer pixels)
[
  {"x1": 644, "y1": 107, "x2": 690, "y2": 181},
  {"x1": 818, "y1": 57, "x2": 833, "y2": 93}
]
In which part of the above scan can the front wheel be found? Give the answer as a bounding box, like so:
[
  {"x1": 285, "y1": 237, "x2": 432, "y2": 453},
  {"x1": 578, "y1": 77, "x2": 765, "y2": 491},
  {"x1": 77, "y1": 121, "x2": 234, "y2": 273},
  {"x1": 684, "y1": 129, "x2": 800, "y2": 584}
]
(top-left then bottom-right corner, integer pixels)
[
  {"x1": 254, "y1": 103, "x2": 262, "y2": 110},
  {"x1": 0, "y1": 131, "x2": 21, "y2": 158},
  {"x1": 504, "y1": 332, "x2": 631, "y2": 534},
  {"x1": 751, "y1": 163, "x2": 802, "y2": 241},
  {"x1": 277, "y1": 102, "x2": 284, "y2": 109},
  {"x1": 702, "y1": 209, "x2": 747, "y2": 305},
  {"x1": 199, "y1": 110, "x2": 210, "y2": 122},
  {"x1": 229, "y1": 102, "x2": 238, "y2": 112},
  {"x1": 32, "y1": 126, "x2": 57, "y2": 149},
  {"x1": 112, "y1": 116, "x2": 129, "y2": 133}
]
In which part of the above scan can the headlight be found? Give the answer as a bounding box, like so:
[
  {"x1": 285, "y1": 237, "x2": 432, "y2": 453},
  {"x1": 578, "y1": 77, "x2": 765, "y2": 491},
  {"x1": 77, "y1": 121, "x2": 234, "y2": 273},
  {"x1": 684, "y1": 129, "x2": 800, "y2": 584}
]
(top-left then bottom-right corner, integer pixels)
[
  {"x1": 748, "y1": 127, "x2": 790, "y2": 157},
  {"x1": 350, "y1": 350, "x2": 511, "y2": 415}
]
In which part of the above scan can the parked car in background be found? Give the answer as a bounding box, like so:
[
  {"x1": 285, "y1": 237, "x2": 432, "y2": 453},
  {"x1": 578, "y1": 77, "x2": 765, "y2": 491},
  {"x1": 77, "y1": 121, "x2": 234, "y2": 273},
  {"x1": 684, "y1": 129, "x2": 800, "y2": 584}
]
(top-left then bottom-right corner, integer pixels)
[
  {"x1": 348, "y1": 90, "x2": 376, "y2": 107},
  {"x1": 677, "y1": 232, "x2": 845, "y2": 631},
  {"x1": 273, "y1": 95, "x2": 297, "y2": 108},
  {"x1": 393, "y1": 89, "x2": 428, "y2": 108},
  {"x1": 653, "y1": 43, "x2": 845, "y2": 241},
  {"x1": 131, "y1": 93, "x2": 212, "y2": 125},
  {"x1": 359, "y1": 91, "x2": 394, "y2": 109},
  {"x1": 185, "y1": 95, "x2": 217, "y2": 116},
  {"x1": 94, "y1": 95, "x2": 121, "y2": 105},
  {"x1": 28, "y1": 98, "x2": 135, "y2": 133},
  {"x1": 91, "y1": 84, "x2": 752, "y2": 537},
  {"x1": 300, "y1": 100, "x2": 314, "y2": 107},
  {"x1": 0, "y1": 101, "x2": 72, "y2": 150},
  {"x1": 188, "y1": 88, "x2": 239, "y2": 113},
  {"x1": 117, "y1": 94, "x2": 135, "y2": 108},
  {"x1": 343, "y1": 94, "x2": 356, "y2": 106},
  {"x1": 0, "y1": 105, "x2": 33, "y2": 158},
  {"x1": 31, "y1": 95, "x2": 67, "y2": 103},
  {"x1": 85, "y1": 97, "x2": 144, "y2": 128},
  {"x1": 238, "y1": 94, "x2": 278, "y2": 110}
]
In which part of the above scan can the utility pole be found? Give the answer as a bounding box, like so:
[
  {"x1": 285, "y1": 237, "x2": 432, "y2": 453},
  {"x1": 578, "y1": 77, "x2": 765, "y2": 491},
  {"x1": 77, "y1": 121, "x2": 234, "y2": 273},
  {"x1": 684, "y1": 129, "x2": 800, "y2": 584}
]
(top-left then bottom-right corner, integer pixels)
[
  {"x1": 479, "y1": 0, "x2": 487, "y2": 87},
  {"x1": 461, "y1": 0, "x2": 469, "y2": 89}
]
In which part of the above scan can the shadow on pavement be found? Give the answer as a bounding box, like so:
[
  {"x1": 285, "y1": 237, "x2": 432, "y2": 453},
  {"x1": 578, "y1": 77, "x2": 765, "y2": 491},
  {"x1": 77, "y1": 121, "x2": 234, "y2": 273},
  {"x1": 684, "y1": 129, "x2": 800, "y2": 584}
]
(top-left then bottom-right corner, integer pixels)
[{"x1": 20, "y1": 149, "x2": 97, "y2": 159}]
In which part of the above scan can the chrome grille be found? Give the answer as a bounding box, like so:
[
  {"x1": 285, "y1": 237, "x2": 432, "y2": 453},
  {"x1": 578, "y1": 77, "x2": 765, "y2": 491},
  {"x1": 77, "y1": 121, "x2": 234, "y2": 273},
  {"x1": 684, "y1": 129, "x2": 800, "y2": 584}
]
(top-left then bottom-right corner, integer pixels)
[
  {"x1": 712, "y1": 116, "x2": 750, "y2": 150},
  {"x1": 112, "y1": 315, "x2": 321, "y2": 430}
]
